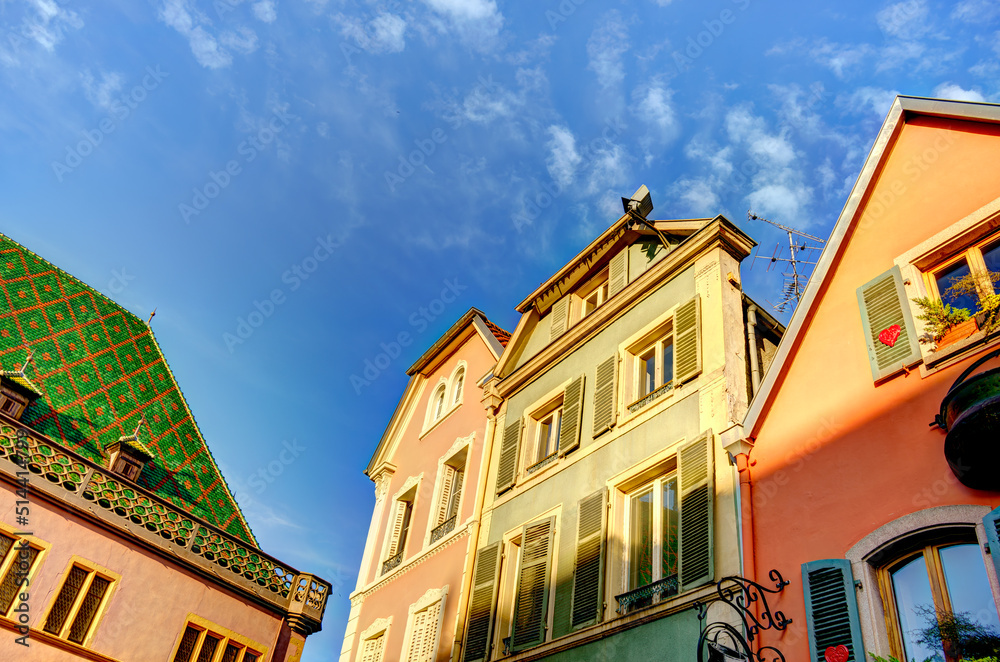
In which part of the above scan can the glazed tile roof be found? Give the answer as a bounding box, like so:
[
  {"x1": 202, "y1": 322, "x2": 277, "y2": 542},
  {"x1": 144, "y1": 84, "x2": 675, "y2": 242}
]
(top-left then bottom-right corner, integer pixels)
[
  {"x1": 0, "y1": 368, "x2": 43, "y2": 397},
  {"x1": 0, "y1": 233, "x2": 256, "y2": 545},
  {"x1": 483, "y1": 318, "x2": 511, "y2": 347}
]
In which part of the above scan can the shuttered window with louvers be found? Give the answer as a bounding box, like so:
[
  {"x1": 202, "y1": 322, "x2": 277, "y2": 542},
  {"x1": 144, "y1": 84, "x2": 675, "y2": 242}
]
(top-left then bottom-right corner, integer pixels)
[
  {"x1": 856, "y1": 266, "x2": 921, "y2": 381},
  {"x1": 406, "y1": 599, "x2": 443, "y2": 662},
  {"x1": 511, "y1": 517, "x2": 555, "y2": 652},
  {"x1": 677, "y1": 432, "x2": 714, "y2": 591},
  {"x1": 802, "y1": 559, "x2": 865, "y2": 662},
  {"x1": 463, "y1": 542, "x2": 502, "y2": 662},
  {"x1": 549, "y1": 296, "x2": 570, "y2": 341},
  {"x1": 558, "y1": 375, "x2": 585, "y2": 456},
  {"x1": 673, "y1": 296, "x2": 702, "y2": 385},
  {"x1": 435, "y1": 466, "x2": 457, "y2": 527},
  {"x1": 496, "y1": 420, "x2": 522, "y2": 495},
  {"x1": 592, "y1": 355, "x2": 617, "y2": 437},
  {"x1": 361, "y1": 633, "x2": 386, "y2": 662},
  {"x1": 571, "y1": 490, "x2": 606, "y2": 629},
  {"x1": 608, "y1": 248, "x2": 629, "y2": 297}
]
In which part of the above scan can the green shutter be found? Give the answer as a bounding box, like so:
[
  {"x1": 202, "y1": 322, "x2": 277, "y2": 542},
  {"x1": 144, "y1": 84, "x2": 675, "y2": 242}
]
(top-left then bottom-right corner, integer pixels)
[
  {"x1": 463, "y1": 543, "x2": 503, "y2": 662},
  {"x1": 496, "y1": 419, "x2": 521, "y2": 495},
  {"x1": 559, "y1": 375, "x2": 585, "y2": 456},
  {"x1": 678, "y1": 432, "x2": 714, "y2": 591},
  {"x1": 802, "y1": 559, "x2": 865, "y2": 662},
  {"x1": 570, "y1": 490, "x2": 606, "y2": 629},
  {"x1": 511, "y1": 517, "x2": 555, "y2": 652},
  {"x1": 550, "y1": 296, "x2": 570, "y2": 341},
  {"x1": 592, "y1": 355, "x2": 617, "y2": 437},
  {"x1": 608, "y1": 248, "x2": 629, "y2": 297},
  {"x1": 674, "y1": 296, "x2": 702, "y2": 385},
  {"x1": 984, "y1": 506, "x2": 1000, "y2": 583},
  {"x1": 857, "y1": 266, "x2": 921, "y2": 381}
]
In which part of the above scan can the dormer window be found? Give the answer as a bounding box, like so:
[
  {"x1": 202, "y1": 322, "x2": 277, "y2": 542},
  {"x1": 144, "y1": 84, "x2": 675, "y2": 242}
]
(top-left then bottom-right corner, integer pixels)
[
  {"x1": 578, "y1": 269, "x2": 610, "y2": 321},
  {"x1": 0, "y1": 349, "x2": 42, "y2": 421},
  {"x1": 104, "y1": 415, "x2": 153, "y2": 482},
  {"x1": 0, "y1": 395, "x2": 25, "y2": 418},
  {"x1": 112, "y1": 455, "x2": 142, "y2": 481}
]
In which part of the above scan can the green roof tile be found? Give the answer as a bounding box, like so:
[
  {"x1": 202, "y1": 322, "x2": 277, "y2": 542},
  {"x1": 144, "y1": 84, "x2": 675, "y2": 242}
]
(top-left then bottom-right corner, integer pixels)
[{"x1": 0, "y1": 233, "x2": 257, "y2": 546}]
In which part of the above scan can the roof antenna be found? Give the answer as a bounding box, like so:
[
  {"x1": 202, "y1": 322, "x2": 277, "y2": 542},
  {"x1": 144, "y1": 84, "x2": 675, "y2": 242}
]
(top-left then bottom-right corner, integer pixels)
[
  {"x1": 747, "y1": 211, "x2": 826, "y2": 314},
  {"x1": 146, "y1": 308, "x2": 156, "y2": 326}
]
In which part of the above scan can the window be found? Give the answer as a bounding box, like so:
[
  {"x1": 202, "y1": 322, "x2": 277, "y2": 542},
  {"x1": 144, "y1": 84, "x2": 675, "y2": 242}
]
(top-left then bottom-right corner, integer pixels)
[
  {"x1": 452, "y1": 368, "x2": 465, "y2": 406},
  {"x1": 496, "y1": 518, "x2": 556, "y2": 655},
  {"x1": 527, "y1": 399, "x2": 562, "y2": 472},
  {"x1": 633, "y1": 331, "x2": 674, "y2": 402},
  {"x1": 0, "y1": 530, "x2": 45, "y2": 617},
  {"x1": 876, "y1": 531, "x2": 1000, "y2": 662},
  {"x1": 431, "y1": 461, "x2": 464, "y2": 544},
  {"x1": 577, "y1": 270, "x2": 610, "y2": 321},
  {"x1": 112, "y1": 454, "x2": 141, "y2": 481},
  {"x1": 171, "y1": 616, "x2": 266, "y2": 662},
  {"x1": 0, "y1": 397, "x2": 21, "y2": 416},
  {"x1": 404, "y1": 588, "x2": 447, "y2": 662},
  {"x1": 42, "y1": 560, "x2": 119, "y2": 646},
  {"x1": 383, "y1": 485, "x2": 417, "y2": 575},
  {"x1": 925, "y1": 233, "x2": 1000, "y2": 312},
  {"x1": 625, "y1": 473, "x2": 678, "y2": 607},
  {"x1": 432, "y1": 385, "x2": 446, "y2": 421},
  {"x1": 357, "y1": 617, "x2": 391, "y2": 662}
]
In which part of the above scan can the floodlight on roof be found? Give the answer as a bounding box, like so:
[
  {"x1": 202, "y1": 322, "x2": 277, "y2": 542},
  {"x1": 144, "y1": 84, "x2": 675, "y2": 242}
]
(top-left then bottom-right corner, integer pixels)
[{"x1": 621, "y1": 184, "x2": 653, "y2": 218}]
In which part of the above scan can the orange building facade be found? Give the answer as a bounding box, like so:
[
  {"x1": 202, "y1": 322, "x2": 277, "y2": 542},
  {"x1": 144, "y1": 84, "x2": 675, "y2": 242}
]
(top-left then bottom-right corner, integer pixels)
[
  {"x1": 341, "y1": 309, "x2": 509, "y2": 662},
  {"x1": 724, "y1": 97, "x2": 1000, "y2": 662}
]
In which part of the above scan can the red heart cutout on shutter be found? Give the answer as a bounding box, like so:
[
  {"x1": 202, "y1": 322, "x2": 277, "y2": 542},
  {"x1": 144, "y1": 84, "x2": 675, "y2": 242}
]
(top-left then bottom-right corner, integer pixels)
[
  {"x1": 878, "y1": 324, "x2": 901, "y2": 348},
  {"x1": 824, "y1": 645, "x2": 850, "y2": 662}
]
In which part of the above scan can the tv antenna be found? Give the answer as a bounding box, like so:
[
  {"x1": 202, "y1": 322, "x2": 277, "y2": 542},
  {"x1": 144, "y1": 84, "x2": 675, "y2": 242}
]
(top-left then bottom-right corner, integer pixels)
[{"x1": 747, "y1": 211, "x2": 826, "y2": 314}]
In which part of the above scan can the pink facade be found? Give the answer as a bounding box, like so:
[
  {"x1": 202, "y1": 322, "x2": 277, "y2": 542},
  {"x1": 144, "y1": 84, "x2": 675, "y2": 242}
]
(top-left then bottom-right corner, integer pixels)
[{"x1": 342, "y1": 309, "x2": 508, "y2": 662}]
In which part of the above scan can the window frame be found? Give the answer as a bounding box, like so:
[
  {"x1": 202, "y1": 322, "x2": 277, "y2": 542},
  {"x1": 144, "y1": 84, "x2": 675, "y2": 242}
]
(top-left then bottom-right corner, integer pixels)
[
  {"x1": 169, "y1": 613, "x2": 268, "y2": 662},
  {"x1": 0, "y1": 523, "x2": 50, "y2": 619},
  {"x1": 401, "y1": 586, "x2": 448, "y2": 662},
  {"x1": 622, "y1": 470, "x2": 678, "y2": 600},
  {"x1": 521, "y1": 386, "x2": 568, "y2": 477},
  {"x1": 574, "y1": 269, "x2": 610, "y2": 323},
  {"x1": 923, "y1": 232, "x2": 1000, "y2": 310},
  {"x1": 381, "y1": 475, "x2": 422, "y2": 575},
  {"x1": 41, "y1": 556, "x2": 120, "y2": 648},
  {"x1": 425, "y1": 434, "x2": 473, "y2": 549},
  {"x1": 356, "y1": 616, "x2": 392, "y2": 662},
  {"x1": 617, "y1": 305, "x2": 686, "y2": 426}
]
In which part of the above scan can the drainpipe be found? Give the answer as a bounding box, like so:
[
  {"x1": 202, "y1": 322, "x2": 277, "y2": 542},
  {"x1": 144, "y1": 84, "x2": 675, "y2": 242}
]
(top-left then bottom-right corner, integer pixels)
[
  {"x1": 747, "y1": 305, "x2": 762, "y2": 395},
  {"x1": 735, "y1": 448, "x2": 760, "y2": 648},
  {"x1": 451, "y1": 391, "x2": 500, "y2": 662}
]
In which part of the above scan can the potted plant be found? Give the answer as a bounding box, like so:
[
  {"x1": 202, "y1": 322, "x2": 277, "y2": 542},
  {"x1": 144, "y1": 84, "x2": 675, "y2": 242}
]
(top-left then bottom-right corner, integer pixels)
[{"x1": 913, "y1": 270, "x2": 1000, "y2": 349}]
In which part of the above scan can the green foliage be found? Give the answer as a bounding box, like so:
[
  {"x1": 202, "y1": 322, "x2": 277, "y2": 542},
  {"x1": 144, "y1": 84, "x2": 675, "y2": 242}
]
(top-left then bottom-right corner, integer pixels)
[
  {"x1": 914, "y1": 606, "x2": 1000, "y2": 660},
  {"x1": 913, "y1": 296, "x2": 970, "y2": 342}
]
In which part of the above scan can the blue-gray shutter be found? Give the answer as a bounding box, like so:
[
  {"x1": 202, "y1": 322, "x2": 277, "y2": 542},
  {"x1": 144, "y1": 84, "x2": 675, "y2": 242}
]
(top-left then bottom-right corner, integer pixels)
[
  {"x1": 608, "y1": 248, "x2": 629, "y2": 298},
  {"x1": 570, "y1": 489, "x2": 606, "y2": 629},
  {"x1": 678, "y1": 432, "x2": 714, "y2": 591},
  {"x1": 496, "y1": 419, "x2": 521, "y2": 495},
  {"x1": 592, "y1": 355, "x2": 617, "y2": 437},
  {"x1": 559, "y1": 374, "x2": 585, "y2": 456},
  {"x1": 802, "y1": 559, "x2": 865, "y2": 662},
  {"x1": 511, "y1": 517, "x2": 555, "y2": 652},
  {"x1": 857, "y1": 266, "x2": 921, "y2": 381},
  {"x1": 463, "y1": 542, "x2": 503, "y2": 662},
  {"x1": 984, "y1": 506, "x2": 1000, "y2": 583},
  {"x1": 549, "y1": 296, "x2": 570, "y2": 341}
]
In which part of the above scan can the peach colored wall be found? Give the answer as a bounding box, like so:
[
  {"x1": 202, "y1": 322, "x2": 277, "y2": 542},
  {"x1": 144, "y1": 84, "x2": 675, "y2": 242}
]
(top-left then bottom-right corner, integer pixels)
[
  {"x1": 746, "y1": 116, "x2": 1000, "y2": 656},
  {"x1": 350, "y1": 330, "x2": 496, "y2": 661},
  {"x1": 0, "y1": 480, "x2": 285, "y2": 661}
]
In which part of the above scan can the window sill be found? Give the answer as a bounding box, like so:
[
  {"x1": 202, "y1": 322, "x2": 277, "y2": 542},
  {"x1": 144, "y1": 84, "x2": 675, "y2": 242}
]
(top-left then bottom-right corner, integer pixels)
[
  {"x1": 921, "y1": 327, "x2": 1000, "y2": 375},
  {"x1": 419, "y1": 402, "x2": 460, "y2": 439},
  {"x1": 627, "y1": 382, "x2": 673, "y2": 414}
]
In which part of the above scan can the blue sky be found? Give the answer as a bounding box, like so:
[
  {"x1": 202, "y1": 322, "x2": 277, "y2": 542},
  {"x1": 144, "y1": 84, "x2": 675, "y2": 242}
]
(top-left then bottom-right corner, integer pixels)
[{"x1": 1, "y1": 0, "x2": 999, "y2": 658}]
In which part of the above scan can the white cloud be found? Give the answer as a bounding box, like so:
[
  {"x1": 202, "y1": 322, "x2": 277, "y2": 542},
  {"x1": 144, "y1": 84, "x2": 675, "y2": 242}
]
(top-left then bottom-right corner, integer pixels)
[
  {"x1": 951, "y1": 0, "x2": 1000, "y2": 22},
  {"x1": 808, "y1": 40, "x2": 873, "y2": 79},
  {"x1": 634, "y1": 81, "x2": 678, "y2": 138},
  {"x1": 316, "y1": 122, "x2": 329, "y2": 138},
  {"x1": 220, "y1": 26, "x2": 259, "y2": 55},
  {"x1": 748, "y1": 182, "x2": 813, "y2": 222},
  {"x1": 843, "y1": 86, "x2": 899, "y2": 118},
  {"x1": 335, "y1": 12, "x2": 407, "y2": 54},
  {"x1": 675, "y1": 177, "x2": 721, "y2": 213},
  {"x1": 253, "y1": 0, "x2": 277, "y2": 23},
  {"x1": 421, "y1": 0, "x2": 503, "y2": 51},
  {"x1": 876, "y1": 0, "x2": 930, "y2": 41},
  {"x1": 587, "y1": 12, "x2": 630, "y2": 91},
  {"x1": 20, "y1": 0, "x2": 84, "y2": 51},
  {"x1": 933, "y1": 82, "x2": 987, "y2": 102},
  {"x1": 159, "y1": 0, "x2": 234, "y2": 68},
  {"x1": 585, "y1": 142, "x2": 629, "y2": 196},
  {"x1": 545, "y1": 125, "x2": 581, "y2": 188},
  {"x1": 80, "y1": 69, "x2": 123, "y2": 111}
]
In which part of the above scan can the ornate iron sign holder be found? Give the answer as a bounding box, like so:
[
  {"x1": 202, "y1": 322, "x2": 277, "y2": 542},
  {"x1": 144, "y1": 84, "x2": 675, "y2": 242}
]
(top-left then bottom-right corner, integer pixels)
[{"x1": 695, "y1": 569, "x2": 792, "y2": 662}]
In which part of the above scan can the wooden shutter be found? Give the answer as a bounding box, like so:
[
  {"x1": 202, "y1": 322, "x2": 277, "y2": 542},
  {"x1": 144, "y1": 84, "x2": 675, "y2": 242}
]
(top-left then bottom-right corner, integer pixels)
[
  {"x1": 407, "y1": 600, "x2": 442, "y2": 662},
  {"x1": 570, "y1": 490, "x2": 606, "y2": 629},
  {"x1": 463, "y1": 543, "x2": 502, "y2": 662},
  {"x1": 674, "y1": 296, "x2": 702, "y2": 385},
  {"x1": 592, "y1": 355, "x2": 617, "y2": 437},
  {"x1": 559, "y1": 375, "x2": 586, "y2": 456},
  {"x1": 608, "y1": 248, "x2": 629, "y2": 297},
  {"x1": 984, "y1": 506, "x2": 1000, "y2": 583},
  {"x1": 678, "y1": 432, "x2": 714, "y2": 591},
  {"x1": 549, "y1": 296, "x2": 570, "y2": 341},
  {"x1": 448, "y1": 469, "x2": 464, "y2": 520},
  {"x1": 362, "y1": 633, "x2": 386, "y2": 662},
  {"x1": 802, "y1": 559, "x2": 865, "y2": 662},
  {"x1": 496, "y1": 419, "x2": 522, "y2": 495},
  {"x1": 387, "y1": 500, "x2": 408, "y2": 557},
  {"x1": 511, "y1": 518, "x2": 555, "y2": 652},
  {"x1": 857, "y1": 266, "x2": 921, "y2": 381},
  {"x1": 436, "y1": 467, "x2": 456, "y2": 526}
]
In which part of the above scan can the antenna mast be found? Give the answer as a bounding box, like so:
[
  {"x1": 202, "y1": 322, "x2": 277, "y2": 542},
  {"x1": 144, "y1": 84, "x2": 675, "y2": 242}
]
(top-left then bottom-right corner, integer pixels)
[{"x1": 747, "y1": 211, "x2": 826, "y2": 314}]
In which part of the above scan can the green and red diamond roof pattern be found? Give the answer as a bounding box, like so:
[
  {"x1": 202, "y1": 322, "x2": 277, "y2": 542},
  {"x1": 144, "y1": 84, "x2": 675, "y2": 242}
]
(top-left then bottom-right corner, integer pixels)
[{"x1": 0, "y1": 234, "x2": 256, "y2": 546}]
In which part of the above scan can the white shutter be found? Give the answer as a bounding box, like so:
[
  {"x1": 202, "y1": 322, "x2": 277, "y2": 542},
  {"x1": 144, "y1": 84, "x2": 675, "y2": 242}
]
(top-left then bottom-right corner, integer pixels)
[
  {"x1": 362, "y1": 634, "x2": 385, "y2": 662},
  {"x1": 550, "y1": 296, "x2": 570, "y2": 340},
  {"x1": 387, "y1": 500, "x2": 408, "y2": 557},
  {"x1": 448, "y1": 469, "x2": 464, "y2": 520},
  {"x1": 435, "y1": 467, "x2": 456, "y2": 527},
  {"x1": 608, "y1": 248, "x2": 629, "y2": 297}
]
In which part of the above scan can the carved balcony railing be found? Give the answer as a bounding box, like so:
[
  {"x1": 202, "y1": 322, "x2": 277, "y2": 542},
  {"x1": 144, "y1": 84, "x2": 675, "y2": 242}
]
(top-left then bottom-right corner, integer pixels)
[
  {"x1": 430, "y1": 515, "x2": 457, "y2": 544},
  {"x1": 614, "y1": 574, "x2": 678, "y2": 614},
  {"x1": 0, "y1": 421, "x2": 329, "y2": 631},
  {"x1": 381, "y1": 551, "x2": 404, "y2": 575}
]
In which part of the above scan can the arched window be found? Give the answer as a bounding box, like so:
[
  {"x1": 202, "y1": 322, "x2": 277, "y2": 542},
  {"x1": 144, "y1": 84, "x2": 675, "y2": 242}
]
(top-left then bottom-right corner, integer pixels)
[
  {"x1": 432, "y1": 385, "x2": 446, "y2": 422},
  {"x1": 452, "y1": 368, "x2": 465, "y2": 406}
]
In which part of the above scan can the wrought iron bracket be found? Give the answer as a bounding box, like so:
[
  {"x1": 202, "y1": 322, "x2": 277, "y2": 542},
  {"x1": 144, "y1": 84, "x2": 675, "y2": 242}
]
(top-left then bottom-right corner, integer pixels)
[{"x1": 696, "y1": 569, "x2": 791, "y2": 662}]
